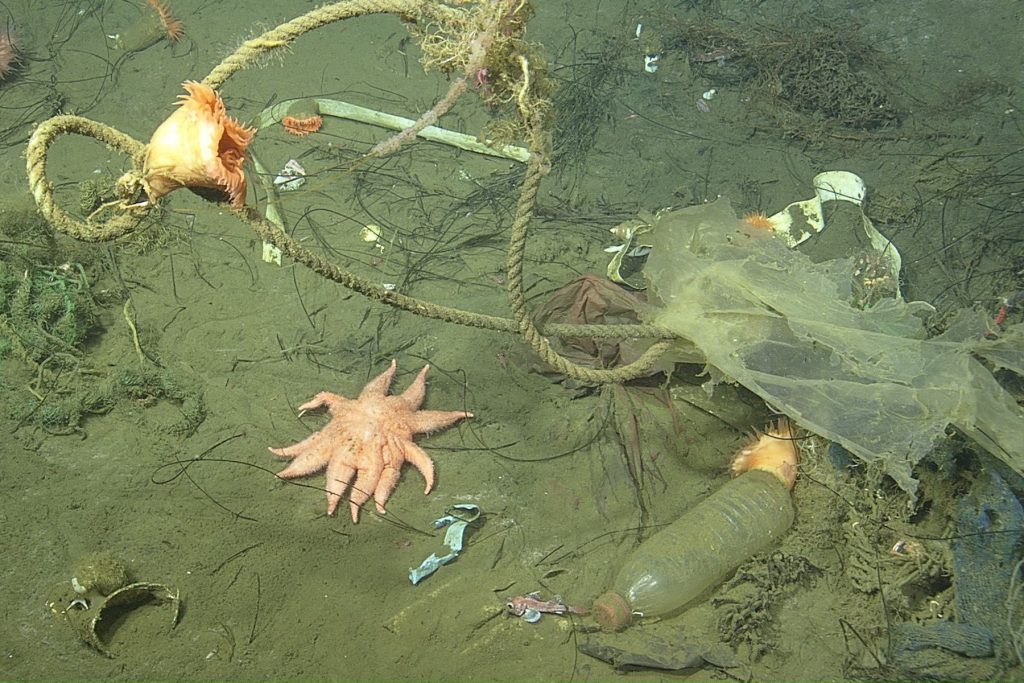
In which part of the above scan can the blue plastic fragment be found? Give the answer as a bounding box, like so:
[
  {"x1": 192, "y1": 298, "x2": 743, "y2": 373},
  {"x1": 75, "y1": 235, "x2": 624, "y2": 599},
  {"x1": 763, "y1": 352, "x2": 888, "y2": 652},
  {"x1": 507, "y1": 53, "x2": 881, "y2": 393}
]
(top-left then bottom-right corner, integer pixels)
[
  {"x1": 521, "y1": 608, "x2": 542, "y2": 624},
  {"x1": 409, "y1": 503, "x2": 481, "y2": 585}
]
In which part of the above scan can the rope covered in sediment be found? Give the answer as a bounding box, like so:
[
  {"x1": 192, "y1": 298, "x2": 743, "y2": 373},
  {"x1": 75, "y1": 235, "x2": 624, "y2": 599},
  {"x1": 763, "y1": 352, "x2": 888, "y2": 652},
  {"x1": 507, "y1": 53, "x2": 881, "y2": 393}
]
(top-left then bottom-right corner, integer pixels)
[
  {"x1": 238, "y1": 206, "x2": 519, "y2": 333},
  {"x1": 25, "y1": 115, "x2": 147, "y2": 242},
  {"x1": 238, "y1": 203, "x2": 678, "y2": 349},
  {"x1": 24, "y1": 0, "x2": 680, "y2": 384},
  {"x1": 203, "y1": 0, "x2": 427, "y2": 89},
  {"x1": 503, "y1": 117, "x2": 676, "y2": 384}
]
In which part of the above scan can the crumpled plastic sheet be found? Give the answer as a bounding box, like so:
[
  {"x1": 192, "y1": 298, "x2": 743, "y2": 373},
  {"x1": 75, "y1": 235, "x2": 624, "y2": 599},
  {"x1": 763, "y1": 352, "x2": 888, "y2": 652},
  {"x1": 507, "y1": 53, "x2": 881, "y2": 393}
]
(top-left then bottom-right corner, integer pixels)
[{"x1": 408, "y1": 503, "x2": 481, "y2": 585}]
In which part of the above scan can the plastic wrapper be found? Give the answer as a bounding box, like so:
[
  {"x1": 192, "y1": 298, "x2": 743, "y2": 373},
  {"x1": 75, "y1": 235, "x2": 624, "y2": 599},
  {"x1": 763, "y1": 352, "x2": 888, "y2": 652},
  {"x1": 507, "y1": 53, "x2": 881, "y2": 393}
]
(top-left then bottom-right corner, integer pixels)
[
  {"x1": 641, "y1": 199, "x2": 1024, "y2": 499},
  {"x1": 532, "y1": 274, "x2": 659, "y2": 373}
]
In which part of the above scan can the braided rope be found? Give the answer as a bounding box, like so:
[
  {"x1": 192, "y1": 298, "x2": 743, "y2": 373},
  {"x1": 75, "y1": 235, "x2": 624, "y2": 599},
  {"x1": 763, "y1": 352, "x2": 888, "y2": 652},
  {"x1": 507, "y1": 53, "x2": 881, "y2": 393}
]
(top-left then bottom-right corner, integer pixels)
[
  {"x1": 26, "y1": 115, "x2": 147, "y2": 242},
  {"x1": 25, "y1": 0, "x2": 680, "y2": 383},
  {"x1": 204, "y1": 0, "x2": 426, "y2": 89},
  {"x1": 503, "y1": 118, "x2": 676, "y2": 384}
]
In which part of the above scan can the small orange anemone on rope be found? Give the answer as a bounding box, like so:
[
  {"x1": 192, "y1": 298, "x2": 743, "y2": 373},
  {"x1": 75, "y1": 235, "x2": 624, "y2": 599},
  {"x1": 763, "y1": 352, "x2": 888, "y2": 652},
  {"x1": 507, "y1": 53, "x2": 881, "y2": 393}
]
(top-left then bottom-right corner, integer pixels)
[{"x1": 0, "y1": 26, "x2": 20, "y2": 80}]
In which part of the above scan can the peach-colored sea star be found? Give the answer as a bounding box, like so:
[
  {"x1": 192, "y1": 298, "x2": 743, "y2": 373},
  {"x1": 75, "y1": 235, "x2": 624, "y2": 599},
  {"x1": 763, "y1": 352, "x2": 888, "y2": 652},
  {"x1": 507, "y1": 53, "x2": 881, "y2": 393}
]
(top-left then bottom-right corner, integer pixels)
[{"x1": 269, "y1": 360, "x2": 472, "y2": 522}]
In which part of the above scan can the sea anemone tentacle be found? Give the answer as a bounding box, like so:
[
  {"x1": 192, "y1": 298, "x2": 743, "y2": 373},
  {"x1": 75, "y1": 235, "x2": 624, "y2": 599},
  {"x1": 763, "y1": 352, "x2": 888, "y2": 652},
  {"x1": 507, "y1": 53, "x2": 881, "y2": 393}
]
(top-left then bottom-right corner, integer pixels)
[{"x1": 730, "y1": 419, "x2": 799, "y2": 490}]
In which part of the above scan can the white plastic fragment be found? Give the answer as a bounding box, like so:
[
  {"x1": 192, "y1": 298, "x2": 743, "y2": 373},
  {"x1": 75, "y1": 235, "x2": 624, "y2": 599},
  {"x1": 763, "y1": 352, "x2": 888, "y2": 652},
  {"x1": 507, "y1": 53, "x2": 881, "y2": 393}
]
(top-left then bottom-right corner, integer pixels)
[{"x1": 273, "y1": 159, "x2": 306, "y2": 191}]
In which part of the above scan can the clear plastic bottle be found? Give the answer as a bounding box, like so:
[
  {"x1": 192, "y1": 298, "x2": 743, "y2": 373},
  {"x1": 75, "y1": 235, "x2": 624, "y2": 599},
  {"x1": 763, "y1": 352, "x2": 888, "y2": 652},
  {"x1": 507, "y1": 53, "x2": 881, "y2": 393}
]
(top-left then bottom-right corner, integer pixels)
[{"x1": 593, "y1": 468, "x2": 795, "y2": 631}]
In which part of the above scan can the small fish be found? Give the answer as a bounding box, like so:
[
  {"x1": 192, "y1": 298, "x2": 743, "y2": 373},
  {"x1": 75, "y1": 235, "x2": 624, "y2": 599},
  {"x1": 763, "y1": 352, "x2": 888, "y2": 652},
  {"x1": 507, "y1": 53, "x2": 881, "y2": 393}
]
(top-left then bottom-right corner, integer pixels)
[{"x1": 505, "y1": 591, "x2": 589, "y2": 623}]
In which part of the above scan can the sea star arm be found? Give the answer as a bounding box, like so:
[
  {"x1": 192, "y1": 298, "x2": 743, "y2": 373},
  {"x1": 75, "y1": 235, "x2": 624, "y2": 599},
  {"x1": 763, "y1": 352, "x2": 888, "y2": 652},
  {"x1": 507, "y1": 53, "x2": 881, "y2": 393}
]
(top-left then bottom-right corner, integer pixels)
[
  {"x1": 401, "y1": 440, "x2": 436, "y2": 494},
  {"x1": 397, "y1": 365, "x2": 430, "y2": 410},
  {"x1": 296, "y1": 391, "x2": 346, "y2": 414},
  {"x1": 358, "y1": 359, "x2": 398, "y2": 400},
  {"x1": 324, "y1": 453, "x2": 358, "y2": 517},
  {"x1": 346, "y1": 458, "x2": 385, "y2": 523},
  {"x1": 372, "y1": 466, "x2": 403, "y2": 515},
  {"x1": 269, "y1": 430, "x2": 335, "y2": 476},
  {"x1": 407, "y1": 409, "x2": 473, "y2": 435}
]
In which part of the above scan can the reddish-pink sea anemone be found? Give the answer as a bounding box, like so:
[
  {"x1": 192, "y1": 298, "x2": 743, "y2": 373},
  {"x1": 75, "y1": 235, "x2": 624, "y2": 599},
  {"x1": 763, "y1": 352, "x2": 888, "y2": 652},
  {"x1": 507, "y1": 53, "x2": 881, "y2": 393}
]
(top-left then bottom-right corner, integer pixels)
[{"x1": 0, "y1": 26, "x2": 19, "y2": 80}]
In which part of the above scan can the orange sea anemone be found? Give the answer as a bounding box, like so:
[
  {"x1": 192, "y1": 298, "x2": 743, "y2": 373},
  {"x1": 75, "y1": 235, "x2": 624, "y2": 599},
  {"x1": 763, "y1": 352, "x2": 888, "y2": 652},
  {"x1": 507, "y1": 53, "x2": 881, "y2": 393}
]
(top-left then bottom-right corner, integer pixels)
[
  {"x1": 282, "y1": 114, "x2": 323, "y2": 137},
  {"x1": 119, "y1": 0, "x2": 183, "y2": 54},
  {"x1": 143, "y1": 81, "x2": 256, "y2": 208},
  {"x1": 730, "y1": 419, "x2": 799, "y2": 490},
  {"x1": 281, "y1": 99, "x2": 323, "y2": 137},
  {"x1": 146, "y1": 0, "x2": 184, "y2": 43},
  {"x1": 743, "y1": 211, "x2": 776, "y2": 232},
  {"x1": 0, "y1": 26, "x2": 20, "y2": 80}
]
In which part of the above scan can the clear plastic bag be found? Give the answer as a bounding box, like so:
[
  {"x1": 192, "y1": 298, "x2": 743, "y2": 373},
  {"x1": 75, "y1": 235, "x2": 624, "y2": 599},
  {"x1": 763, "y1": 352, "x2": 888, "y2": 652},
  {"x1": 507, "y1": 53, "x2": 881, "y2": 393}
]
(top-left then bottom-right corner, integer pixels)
[{"x1": 642, "y1": 199, "x2": 1024, "y2": 499}]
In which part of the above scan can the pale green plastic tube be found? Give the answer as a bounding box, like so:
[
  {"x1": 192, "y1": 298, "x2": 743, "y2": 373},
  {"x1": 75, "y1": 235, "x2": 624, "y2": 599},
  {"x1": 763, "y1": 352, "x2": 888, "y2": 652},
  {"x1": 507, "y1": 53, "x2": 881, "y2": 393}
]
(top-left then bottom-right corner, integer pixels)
[{"x1": 254, "y1": 99, "x2": 530, "y2": 163}]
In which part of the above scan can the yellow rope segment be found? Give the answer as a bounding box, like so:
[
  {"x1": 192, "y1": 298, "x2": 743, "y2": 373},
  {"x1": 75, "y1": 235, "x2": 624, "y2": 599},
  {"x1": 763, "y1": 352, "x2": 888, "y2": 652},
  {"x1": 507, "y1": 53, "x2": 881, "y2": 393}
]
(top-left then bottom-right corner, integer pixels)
[
  {"x1": 204, "y1": 0, "x2": 425, "y2": 89},
  {"x1": 26, "y1": 115, "x2": 148, "y2": 242},
  {"x1": 23, "y1": 0, "x2": 679, "y2": 385}
]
